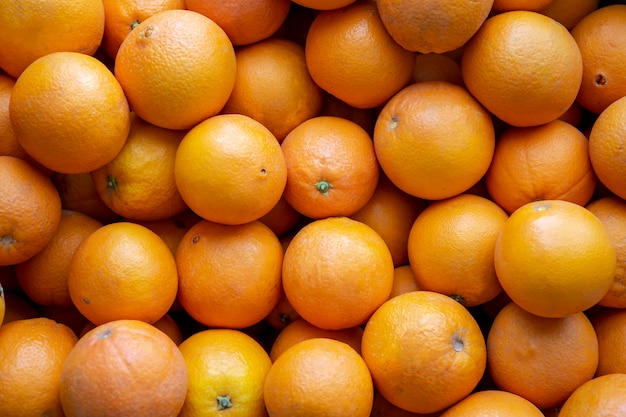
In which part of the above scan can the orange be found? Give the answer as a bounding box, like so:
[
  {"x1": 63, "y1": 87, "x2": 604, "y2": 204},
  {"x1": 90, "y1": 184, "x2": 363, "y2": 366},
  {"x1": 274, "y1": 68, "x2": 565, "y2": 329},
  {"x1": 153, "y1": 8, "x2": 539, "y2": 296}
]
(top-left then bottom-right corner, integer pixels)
[
  {"x1": 282, "y1": 216, "x2": 394, "y2": 330},
  {"x1": 264, "y1": 337, "x2": 374, "y2": 417},
  {"x1": 485, "y1": 120, "x2": 597, "y2": 214},
  {"x1": 0, "y1": 156, "x2": 62, "y2": 266},
  {"x1": 81, "y1": 313, "x2": 184, "y2": 345},
  {"x1": 281, "y1": 116, "x2": 379, "y2": 219},
  {"x1": 376, "y1": 0, "x2": 493, "y2": 53},
  {"x1": 0, "y1": 73, "x2": 31, "y2": 162},
  {"x1": 176, "y1": 219, "x2": 283, "y2": 329},
  {"x1": 492, "y1": 0, "x2": 555, "y2": 12},
  {"x1": 558, "y1": 101, "x2": 585, "y2": 128},
  {"x1": 487, "y1": 302, "x2": 599, "y2": 409},
  {"x1": 186, "y1": 0, "x2": 291, "y2": 46},
  {"x1": 0, "y1": 0, "x2": 104, "y2": 78},
  {"x1": 1, "y1": 291, "x2": 40, "y2": 324},
  {"x1": 114, "y1": 9, "x2": 236, "y2": 130},
  {"x1": 407, "y1": 193, "x2": 508, "y2": 307},
  {"x1": 0, "y1": 318, "x2": 77, "y2": 417},
  {"x1": 558, "y1": 373, "x2": 626, "y2": 416},
  {"x1": 134, "y1": 209, "x2": 202, "y2": 256},
  {"x1": 439, "y1": 390, "x2": 544, "y2": 417},
  {"x1": 178, "y1": 328, "x2": 272, "y2": 417},
  {"x1": 538, "y1": 0, "x2": 600, "y2": 30},
  {"x1": 67, "y1": 222, "x2": 179, "y2": 325},
  {"x1": 222, "y1": 37, "x2": 324, "y2": 143},
  {"x1": 304, "y1": 0, "x2": 415, "y2": 109},
  {"x1": 258, "y1": 196, "x2": 303, "y2": 238},
  {"x1": 264, "y1": 290, "x2": 301, "y2": 331},
  {"x1": 361, "y1": 290, "x2": 487, "y2": 414},
  {"x1": 411, "y1": 53, "x2": 464, "y2": 86},
  {"x1": 60, "y1": 319, "x2": 188, "y2": 417},
  {"x1": 388, "y1": 265, "x2": 420, "y2": 299},
  {"x1": 461, "y1": 11, "x2": 583, "y2": 127},
  {"x1": 590, "y1": 308, "x2": 626, "y2": 376},
  {"x1": 9, "y1": 52, "x2": 131, "y2": 174},
  {"x1": 292, "y1": 0, "x2": 356, "y2": 9},
  {"x1": 101, "y1": 0, "x2": 186, "y2": 59},
  {"x1": 91, "y1": 113, "x2": 188, "y2": 221},
  {"x1": 174, "y1": 114, "x2": 287, "y2": 225},
  {"x1": 38, "y1": 305, "x2": 89, "y2": 337},
  {"x1": 494, "y1": 199, "x2": 616, "y2": 318},
  {"x1": 16, "y1": 210, "x2": 102, "y2": 308},
  {"x1": 373, "y1": 81, "x2": 495, "y2": 200},
  {"x1": 571, "y1": 5, "x2": 626, "y2": 115},
  {"x1": 319, "y1": 92, "x2": 378, "y2": 136},
  {"x1": 370, "y1": 391, "x2": 442, "y2": 417}
]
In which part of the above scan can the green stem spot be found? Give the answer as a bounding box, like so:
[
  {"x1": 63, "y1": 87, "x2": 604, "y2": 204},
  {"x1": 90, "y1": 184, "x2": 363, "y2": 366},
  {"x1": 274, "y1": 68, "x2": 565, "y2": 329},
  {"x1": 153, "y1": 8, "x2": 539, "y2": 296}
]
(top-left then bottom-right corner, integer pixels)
[
  {"x1": 449, "y1": 294, "x2": 465, "y2": 305},
  {"x1": 315, "y1": 179, "x2": 332, "y2": 195},
  {"x1": 107, "y1": 176, "x2": 117, "y2": 190},
  {"x1": 217, "y1": 395, "x2": 233, "y2": 410},
  {"x1": 130, "y1": 19, "x2": 140, "y2": 30}
]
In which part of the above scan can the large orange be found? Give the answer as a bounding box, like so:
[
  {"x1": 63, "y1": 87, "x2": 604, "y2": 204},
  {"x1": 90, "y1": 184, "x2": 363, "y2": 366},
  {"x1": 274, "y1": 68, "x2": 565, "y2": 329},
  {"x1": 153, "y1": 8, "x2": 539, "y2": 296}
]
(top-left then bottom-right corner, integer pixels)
[
  {"x1": 0, "y1": 0, "x2": 104, "y2": 78},
  {"x1": 304, "y1": 0, "x2": 415, "y2": 109},
  {"x1": 439, "y1": 390, "x2": 544, "y2": 417},
  {"x1": 10, "y1": 52, "x2": 131, "y2": 174},
  {"x1": 461, "y1": 11, "x2": 583, "y2": 127},
  {"x1": 590, "y1": 308, "x2": 626, "y2": 376},
  {"x1": 373, "y1": 81, "x2": 495, "y2": 200},
  {"x1": 114, "y1": 9, "x2": 236, "y2": 130},
  {"x1": 282, "y1": 216, "x2": 394, "y2": 330},
  {"x1": 558, "y1": 373, "x2": 626, "y2": 416},
  {"x1": 361, "y1": 290, "x2": 487, "y2": 414},
  {"x1": 174, "y1": 114, "x2": 287, "y2": 225},
  {"x1": 494, "y1": 200, "x2": 616, "y2": 318},
  {"x1": 538, "y1": 0, "x2": 599, "y2": 29},
  {"x1": 0, "y1": 318, "x2": 77, "y2": 417},
  {"x1": 59, "y1": 319, "x2": 188, "y2": 417}
]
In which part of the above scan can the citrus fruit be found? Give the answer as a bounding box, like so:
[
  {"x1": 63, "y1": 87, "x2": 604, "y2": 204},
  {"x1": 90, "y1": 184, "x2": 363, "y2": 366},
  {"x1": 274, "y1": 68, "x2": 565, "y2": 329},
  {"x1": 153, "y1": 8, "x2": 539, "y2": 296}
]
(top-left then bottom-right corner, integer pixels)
[
  {"x1": 590, "y1": 308, "x2": 626, "y2": 376},
  {"x1": 558, "y1": 373, "x2": 626, "y2": 417},
  {"x1": 439, "y1": 389, "x2": 544, "y2": 417},
  {"x1": 537, "y1": 0, "x2": 599, "y2": 29}
]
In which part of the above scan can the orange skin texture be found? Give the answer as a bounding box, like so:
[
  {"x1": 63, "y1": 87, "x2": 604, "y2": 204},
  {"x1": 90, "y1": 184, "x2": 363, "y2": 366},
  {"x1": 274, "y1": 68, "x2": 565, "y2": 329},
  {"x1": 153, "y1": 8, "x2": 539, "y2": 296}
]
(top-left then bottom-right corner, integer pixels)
[
  {"x1": 411, "y1": 53, "x2": 465, "y2": 86},
  {"x1": 558, "y1": 373, "x2": 626, "y2": 416},
  {"x1": 388, "y1": 265, "x2": 420, "y2": 299},
  {"x1": 591, "y1": 308, "x2": 626, "y2": 376},
  {"x1": 292, "y1": 0, "x2": 356, "y2": 10},
  {"x1": 538, "y1": 0, "x2": 600, "y2": 30},
  {"x1": 439, "y1": 390, "x2": 544, "y2": 417},
  {"x1": 492, "y1": 0, "x2": 555, "y2": 12},
  {"x1": 0, "y1": 74, "x2": 31, "y2": 162}
]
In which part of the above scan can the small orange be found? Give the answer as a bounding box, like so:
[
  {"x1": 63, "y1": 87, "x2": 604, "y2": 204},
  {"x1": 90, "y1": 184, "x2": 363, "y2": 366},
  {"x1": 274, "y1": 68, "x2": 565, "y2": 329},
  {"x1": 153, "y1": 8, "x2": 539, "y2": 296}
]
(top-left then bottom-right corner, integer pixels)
[
  {"x1": 67, "y1": 222, "x2": 179, "y2": 325},
  {"x1": 174, "y1": 114, "x2": 287, "y2": 225},
  {"x1": 38, "y1": 305, "x2": 89, "y2": 337},
  {"x1": 114, "y1": 9, "x2": 236, "y2": 130},
  {"x1": 370, "y1": 391, "x2": 442, "y2": 417},
  {"x1": 319, "y1": 91, "x2": 378, "y2": 136},
  {"x1": 411, "y1": 53, "x2": 464, "y2": 86},
  {"x1": 281, "y1": 116, "x2": 379, "y2": 219},
  {"x1": 264, "y1": 337, "x2": 374, "y2": 417},
  {"x1": 258, "y1": 196, "x2": 303, "y2": 238},
  {"x1": 264, "y1": 290, "x2": 301, "y2": 331},
  {"x1": 134, "y1": 209, "x2": 202, "y2": 256},
  {"x1": 590, "y1": 308, "x2": 626, "y2": 376},
  {"x1": 388, "y1": 265, "x2": 420, "y2": 299},
  {"x1": 492, "y1": 0, "x2": 555, "y2": 12},
  {"x1": 558, "y1": 373, "x2": 626, "y2": 416},
  {"x1": 1, "y1": 291, "x2": 40, "y2": 324},
  {"x1": 59, "y1": 319, "x2": 188, "y2": 417},
  {"x1": 0, "y1": 73, "x2": 31, "y2": 162},
  {"x1": 439, "y1": 390, "x2": 544, "y2": 417},
  {"x1": 538, "y1": 0, "x2": 599, "y2": 30},
  {"x1": 361, "y1": 290, "x2": 487, "y2": 414},
  {"x1": 292, "y1": 0, "x2": 356, "y2": 9},
  {"x1": 0, "y1": 318, "x2": 77, "y2": 417},
  {"x1": 81, "y1": 313, "x2": 184, "y2": 345}
]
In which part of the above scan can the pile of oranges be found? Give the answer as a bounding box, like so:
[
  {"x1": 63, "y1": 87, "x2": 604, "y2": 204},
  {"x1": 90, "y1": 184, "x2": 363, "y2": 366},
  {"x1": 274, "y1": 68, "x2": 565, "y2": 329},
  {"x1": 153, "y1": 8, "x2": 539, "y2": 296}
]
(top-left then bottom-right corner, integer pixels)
[{"x1": 1, "y1": 0, "x2": 626, "y2": 415}]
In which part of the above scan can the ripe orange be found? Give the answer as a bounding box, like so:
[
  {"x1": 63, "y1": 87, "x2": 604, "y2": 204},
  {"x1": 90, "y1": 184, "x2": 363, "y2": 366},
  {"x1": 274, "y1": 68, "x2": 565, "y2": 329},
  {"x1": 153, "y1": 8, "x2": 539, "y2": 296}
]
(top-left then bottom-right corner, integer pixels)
[
  {"x1": 487, "y1": 301, "x2": 599, "y2": 409},
  {"x1": 176, "y1": 219, "x2": 283, "y2": 329},
  {"x1": 281, "y1": 116, "x2": 379, "y2": 219},
  {"x1": 174, "y1": 114, "x2": 287, "y2": 225},
  {"x1": 0, "y1": 74, "x2": 31, "y2": 162},
  {"x1": 361, "y1": 290, "x2": 487, "y2": 414},
  {"x1": 558, "y1": 373, "x2": 626, "y2": 416},
  {"x1": 264, "y1": 290, "x2": 300, "y2": 331},
  {"x1": 304, "y1": 0, "x2": 415, "y2": 109},
  {"x1": 67, "y1": 222, "x2": 179, "y2": 325},
  {"x1": 0, "y1": 0, "x2": 104, "y2": 78},
  {"x1": 10, "y1": 51, "x2": 131, "y2": 174},
  {"x1": 39, "y1": 304, "x2": 90, "y2": 338},
  {"x1": 134, "y1": 209, "x2": 202, "y2": 256},
  {"x1": 373, "y1": 81, "x2": 495, "y2": 200},
  {"x1": 590, "y1": 308, "x2": 626, "y2": 376},
  {"x1": 0, "y1": 156, "x2": 62, "y2": 266},
  {"x1": 264, "y1": 337, "x2": 374, "y2": 417},
  {"x1": 60, "y1": 319, "x2": 188, "y2": 417},
  {"x1": 319, "y1": 92, "x2": 378, "y2": 136},
  {"x1": 494, "y1": 200, "x2": 616, "y2": 318},
  {"x1": 81, "y1": 313, "x2": 184, "y2": 345},
  {"x1": 222, "y1": 37, "x2": 324, "y2": 143},
  {"x1": 439, "y1": 390, "x2": 544, "y2": 417},
  {"x1": 538, "y1": 0, "x2": 599, "y2": 30},
  {"x1": 492, "y1": 0, "x2": 555, "y2": 12},
  {"x1": 376, "y1": 0, "x2": 493, "y2": 53},
  {"x1": 178, "y1": 328, "x2": 272, "y2": 417},
  {"x1": 461, "y1": 11, "x2": 583, "y2": 127},
  {"x1": 258, "y1": 196, "x2": 303, "y2": 238},
  {"x1": 1, "y1": 291, "x2": 40, "y2": 324},
  {"x1": 388, "y1": 265, "x2": 420, "y2": 299},
  {"x1": 485, "y1": 120, "x2": 597, "y2": 214},
  {"x1": 292, "y1": 0, "x2": 356, "y2": 9},
  {"x1": 282, "y1": 216, "x2": 394, "y2": 330},
  {"x1": 0, "y1": 318, "x2": 77, "y2": 417},
  {"x1": 114, "y1": 9, "x2": 236, "y2": 130},
  {"x1": 370, "y1": 391, "x2": 442, "y2": 417},
  {"x1": 51, "y1": 172, "x2": 121, "y2": 223},
  {"x1": 411, "y1": 53, "x2": 464, "y2": 86}
]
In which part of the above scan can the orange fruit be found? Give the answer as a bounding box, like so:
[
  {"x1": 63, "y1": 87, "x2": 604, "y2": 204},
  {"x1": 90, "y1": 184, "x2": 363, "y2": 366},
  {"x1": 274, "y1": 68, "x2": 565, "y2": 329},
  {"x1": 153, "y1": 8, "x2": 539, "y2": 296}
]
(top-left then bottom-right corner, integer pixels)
[
  {"x1": 292, "y1": 0, "x2": 356, "y2": 9},
  {"x1": 9, "y1": 51, "x2": 131, "y2": 174},
  {"x1": 67, "y1": 221, "x2": 179, "y2": 325},
  {"x1": 557, "y1": 101, "x2": 585, "y2": 128},
  {"x1": 134, "y1": 209, "x2": 202, "y2": 256},
  {"x1": 304, "y1": 0, "x2": 415, "y2": 109},
  {"x1": 361, "y1": 290, "x2": 487, "y2": 414},
  {"x1": 101, "y1": 0, "x2": 186, "y2": 59},
  {"x1": 439, "y1": 390, "x2": 544, "y2": 417},
  {"x1": 91, "y1": 113, "x2": 188, "y2": 222},
  {"x1": 174, "y1": 114, "x2": 287, "y2": 225},
  {"x1": 59, "y1": 319, "x2": 188, "y2": 417},
  {"x1": 0, "y1": 318, "x2": 77, "y2": 417},
  {"x1": 319, "y1": 91, "x2": 378, "y2": 136},
  {"x1": 0, "y1": 0, "x2": 104, "y2": 78},
  {"x1": 176, "y1": 219, "x2": 283, "y2": 329},
  {"x1": 186, "y1": 0, "x2": 291, "y2": 46},
  {"x1": 281, "y1": 115, "x2": 379, "y2": 219},
  {"x1": 370, "y1": 391, "x2": 442, "y2": 417},
  {"x1": 407, "y1": 193, "x2": 508, "y2": 307},
  {"x1": 38, "y1": 305, "x2": 89, "y2": 337},
  {"x1": 388, "y1": 265, "x2": 420, "y2": 299},
  {"x1": 264, "y1": 290, "x2": 300, "y2": 331},
  {"x1": 1, "y1": 291, "x2": 40, "y2": 324},
  {"x1": 0, "y1": 156, "x2": 62, "y2": 266},
  {"x1": 258, "y1": 196, "x2": 303, "y2": 238},
  {"x1": 494, "y1": 200, "x2": 616, "y2": 318},
  {"x1": 487, "y1": 302, "x2": 599, "y2": 409},
  {"x1": 264, "y1": 337, "x2": 374, "y2": 417},
  {"x1": 81, "y1": 313, "x2": 184, "y2": 345},
  {"x1": 485, "y1": 120, "x2": 597, "y2": 214},
  {"x1": 492, "y1": 0, "x2": 555, "y2": 12},
  {"x1": 461, "y1": 11, "x2": 583, "y2": 127},
  {"x1": 376, "y1": 0, "x2": 493, "y2": 53},
  {"x1": 114, "y1": 9, "x2": 236, "y2": 130},
  {"x1": 222, "y1": 37, "x2": 324, "y2": 143},
  {"x1": 282, "y1": 216, "x2": 394, "y2": 330},
  {"x1": 538, "y1": 0, "x2": 600, "y2": 30},
  {"x1": 590, "y1": 308, "x2": 626, "y2": 376},
  {"x1": 373, "y1": 81, "x2": 495, "y2": 200},
  {"x1": 411, "y1": 53, "x2": 464, "y2": 86},
  {"x1": 571, "y1": 5, "x2": 626, "y2": 115},
  {"x1": 178, "y1": 328, "x2": 272, "y2": 417},
  {"x1": 0, "y1": 73, "x2": 31, "y2": 162},
  {"x1": 558, "y1": 373, "x2": 626, "y2": 416},
  {"x1": 16, "y1": 210, "x2": 102, "y2": 308}
]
